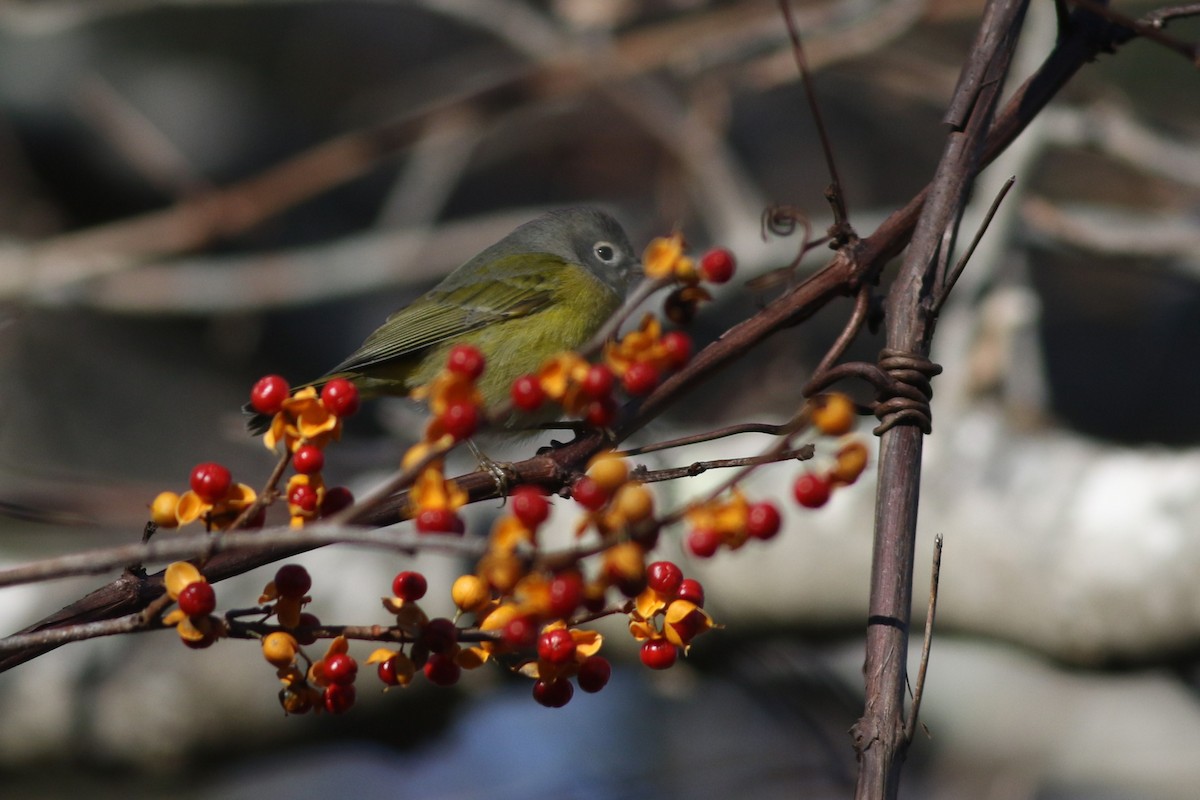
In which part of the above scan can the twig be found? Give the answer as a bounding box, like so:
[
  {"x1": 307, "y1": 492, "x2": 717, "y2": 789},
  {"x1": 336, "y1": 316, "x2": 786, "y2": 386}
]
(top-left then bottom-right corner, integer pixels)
[
  {"x1": 0, "y1": 525, "x2": 487, "y2": 590},
  {"x1": 617, "y1": 417, "x2": 807, "y2": 458},
  {"x1": 905, "y1": 533, "x2": 943, "y2": 743},
  {"x1": 229, "y1": 450, "x2": 291, "y2": 532},
  {"x1": 333, "y1": 435, "x2": 459, "y2": 527},
  {"x1": 778, "y1": 0, "x2": 852, "y2": 236},
  {"x1": 807, "y1": 283, "x2": 874, "y2": 387},
  {"x1": 581, "y1": 276, "x2": 673, "y2": 357},
  {"x1": 0, "y1": 613, "x2": 157, "y2": 652},
  {"x1": 1070, "y1": 0, "x2": 1200, "y2": 64},
  {"x1": 930, "y1": 176, "x2": 1015, "y2": 316},
  {"x1": 635, "y1": 445, "x2": 814, "y2": 487},
  {"x1": 1144, "y1": 3, "x2": 1200, "y2": 27}
]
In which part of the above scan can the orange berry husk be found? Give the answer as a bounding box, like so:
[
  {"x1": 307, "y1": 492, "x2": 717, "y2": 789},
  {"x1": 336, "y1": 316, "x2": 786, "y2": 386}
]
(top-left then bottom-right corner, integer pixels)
[
  {"x1": 830, "y1": 440, "x2": 870, "y2": 485},
  {"x1": 150, "y1": 492, "x2": 181, "y2": 528},
  {"x1": 610, "y1": 482, "x2": 654, "y2": 524},
  {"x1": 586, "y1": 452, "x2": 629, "y2": 490},
  {"x1": 812, "y1": 393, "x2": 857, "y2": 436},
  {"x1": 478, "y1": 552, "x2": 524, "y2": 593},
  {"x1": 452, "y1": 574, "x2": 492, "y2": 613},
  {"x1": 603, "y1": 542, "x2": 645, "y2": 584},
  {"x1": 262, "y1": 632, "x2": 300, "y2": 668}
]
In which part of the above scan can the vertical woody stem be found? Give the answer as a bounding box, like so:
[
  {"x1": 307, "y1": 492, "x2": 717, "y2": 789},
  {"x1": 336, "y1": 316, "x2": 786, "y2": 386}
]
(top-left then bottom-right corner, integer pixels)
[{"x1": 851, "y1": 1, "x2": 1029, "y2": 797}]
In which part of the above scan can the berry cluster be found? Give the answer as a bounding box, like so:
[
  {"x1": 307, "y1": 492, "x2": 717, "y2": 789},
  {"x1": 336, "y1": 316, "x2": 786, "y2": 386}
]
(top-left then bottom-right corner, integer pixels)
[
  {"x1": 402, "y1": 344, "x2": 491, "y2": 534},
  {"x1": 251, "y1": 375, "x2": 360, "y2": 527},
  {"x1": 507, "y1": 235, "x2": 734, "y2": 425},
  {"x1": 163, "y1": 562, "x2": 223, "y2": 647},
  {"x1": 629, "y1": 560, "x2": 712, "y2": 670},
  {"x1": 150, "y1": 462, "x2": 259, "y2": 532},
  {"x1": 254, "y1": 563, "x2": 362, "y2": 715},
  {"x1": 790, "y1": 393, "x2": 869, "y2": 510},
  {"x1": 412, "y1": 344, "x2": 486, "y2": 443},
  {"x1": 145, "y1": 228, "x2": 880, "y2": 720},
  {"x1": 684, "y1": 490, "x2": 782, "y2": 559},
  {"x1": 642, "y1": 232, "x2": 735, "y2": 324}
]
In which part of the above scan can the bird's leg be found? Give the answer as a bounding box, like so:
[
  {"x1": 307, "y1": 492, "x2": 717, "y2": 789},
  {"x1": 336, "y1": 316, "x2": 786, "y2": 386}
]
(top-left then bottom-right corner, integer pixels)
[{"x1": 467, "y1": 440, "x2": 515, "y2": 500}]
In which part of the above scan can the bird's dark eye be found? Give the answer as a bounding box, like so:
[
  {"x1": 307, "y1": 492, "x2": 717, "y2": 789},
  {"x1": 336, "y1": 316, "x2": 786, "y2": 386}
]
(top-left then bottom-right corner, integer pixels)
[{"x1": 594, "y1": 242, "x2": 616, "y2": 263}]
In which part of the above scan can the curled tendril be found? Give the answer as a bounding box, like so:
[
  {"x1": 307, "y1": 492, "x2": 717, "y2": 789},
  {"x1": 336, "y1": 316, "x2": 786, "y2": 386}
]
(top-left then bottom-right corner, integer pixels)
[{"x1": 761, "y1": 205, "x2": 809, "y2": 239}]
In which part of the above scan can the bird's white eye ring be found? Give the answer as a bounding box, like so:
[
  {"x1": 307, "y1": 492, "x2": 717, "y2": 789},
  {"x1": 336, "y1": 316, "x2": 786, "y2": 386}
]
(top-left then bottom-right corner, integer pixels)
[{"x1": 594, "y1": 242, "x2": 617, "y2": 263}]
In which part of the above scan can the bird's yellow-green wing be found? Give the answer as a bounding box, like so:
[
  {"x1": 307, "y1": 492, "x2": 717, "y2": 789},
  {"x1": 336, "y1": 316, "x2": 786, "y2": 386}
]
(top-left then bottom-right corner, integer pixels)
[{"x1": 328, "y1": 253, "x2": 564, "y2": 373}]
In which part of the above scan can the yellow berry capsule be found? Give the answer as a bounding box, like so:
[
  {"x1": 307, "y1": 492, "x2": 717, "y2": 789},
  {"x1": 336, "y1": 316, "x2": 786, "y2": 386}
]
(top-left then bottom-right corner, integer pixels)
[
  {"x1": 830, "y1": 440, "x2": 869, "y2": 485},
  {"x1": 479, "y1": 603, "x2": 523, "y2": 634},
  {"x1": 603, "y1": 541, "x2": 645, "y2": 584},
  {"x1": 451, "y1": 574, "x2": 491, "y2": 613},
  {"x1": 150, "y1": 491, "x2": 180, "y2": 528},
  {"x1": 587, "y1": 453, "x2": 629, "y2": 491},
  {"x1": 812, "y1": 393, "x2": 856, "y2": 436},
  {"x1": 478, "y1": 552, "x2": 523, "y2": 593},
  {"x1": 262, "y1": 631, "x2": 300, "y2": 668},
  {"x1": 611, "y1": 482, "x2": 654, "y2": 523}
]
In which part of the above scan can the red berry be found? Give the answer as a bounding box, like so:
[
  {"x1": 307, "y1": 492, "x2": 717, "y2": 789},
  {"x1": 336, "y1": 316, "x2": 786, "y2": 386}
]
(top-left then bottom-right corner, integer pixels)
[
  {"x1": 377, "y1": 657, "x2": 401, "y2": 686},
  {"x1": 537, "y1": 628, "x2": 577, "y2": 664},
  {"x1": 622, "y1": 362, "x2": 659, "y2": 396},
  {"x1": 423, "y1": 653, "x2": 461, "y2": 686},
  {"x1": 640, "y1": 639, "x2": 678, "y2": 670},
  {"x1": 532, "y1": 678, "x2": 574, "y2": 708},
  {"x1": 576, "y1": 655, "x2": 612, "y2": 693},
  {"x1": 571, "y1": 476, "x2": 609, "y2": 511},
  {"x1": 294, "y1": 612, "x2": 321, "y2": 646},
  {"x1": 190, "y1": 462, "x2": 232, "y2": 503},
  {"x1": 700, "y1": 247, "x2": 736, "y2": 283},
  {"x1": 320, "y1": 486, "x2": 354, "y2": 516},
  {"x1": 746, "y1": 501, "x2": 782, "y2": 540},
  {"x1": 511, "y1": 374, "x2": 545, "y2": 411},
  {"x1": 686, "y1": 528, "x2": 721, "y2": 558},
  {"x1": 292, "y1": 444, "x2": 324, "y2": 475},
  {"x1": 250, "y1": 375, "x2": 290, "y2": 416},
  {"x1": 421, "y1": 618, "x2": 459, "y2": 655},
  {"x1": 581, "y1": 364, "x2": 616, "y2": 399},
  {"x1": 323, "y1": 652, "x2": 358, "y2": 686},
  {"x1": 392, "y1": 571, "x2": 428, "y2": 601},
  {"x1": 177, "y1": 581, "x2": 215, "y2": 617},
  {"x1": 376, "y1": 657, "x2": 400, "y2": 686},
  {"x1": 793, "y1": 473, "x2": 832, "y2": 509},
  {"x1": 547, "y1": 572, "x2": 584, "y2": 618},
  {"x1": 440, "y1": 400, "x2": 479, "y2": 441},
  {"x1": 583, "y1": 396, "x2": 618, "y2": 428},
  {"x1": 415, "y1": 507, "x2": 465, "y2": 535},
  {"x1": 288, "y1": 484, "x2": 319, "y2": 513},
  {"x1": 502, "y1": 615, "x2": 538, "y2": 648},
  {"x1": 511, "y1": 485, "x2": 550, "y2": 528},
  {"x1": 661, "y1": 331, "x2": 693, "y2": 368},
  {"x1": 646, "y1": 561, "x2": 684, "y2": 595},
  {"x1": 320, "y1": 378, "x2": 360, "y2": 418},
  {"x1": 446, "y1": 344, "x2": 486, "y2": 379},
  {"x1": 678, "y1": 578, "x2": 705, "y2": 607},
  {"x1": 274, "y1": 564, "x2": 312, "y2": 598},
  {"x1": 323, "y1": 683, "x2": 355, "y2": 714}
]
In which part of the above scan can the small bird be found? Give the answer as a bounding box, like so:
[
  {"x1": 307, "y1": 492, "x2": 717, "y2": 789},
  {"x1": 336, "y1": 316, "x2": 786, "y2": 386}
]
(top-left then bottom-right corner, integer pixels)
[{"x1": 247, "y1": 207, "x2": 641, "y2": 434}]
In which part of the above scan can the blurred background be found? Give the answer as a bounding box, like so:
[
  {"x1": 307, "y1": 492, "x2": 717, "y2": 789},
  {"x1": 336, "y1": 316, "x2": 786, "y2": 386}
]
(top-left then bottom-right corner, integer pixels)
[{"x1": 1, "y1": 0, "x2": 1200, "y2": 798}]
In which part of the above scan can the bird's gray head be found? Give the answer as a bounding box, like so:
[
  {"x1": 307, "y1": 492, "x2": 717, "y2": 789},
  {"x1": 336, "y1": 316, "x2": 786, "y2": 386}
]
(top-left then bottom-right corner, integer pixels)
[{"x1": 510, "y1": 207, "x2": 642, "y2": 296}]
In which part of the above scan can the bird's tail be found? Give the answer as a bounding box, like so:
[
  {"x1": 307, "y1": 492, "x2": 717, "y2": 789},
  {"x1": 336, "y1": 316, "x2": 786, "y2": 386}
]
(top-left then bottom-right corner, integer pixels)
[{"x1": 243, "y1": 403, "x2": 274, "y2": 436}]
